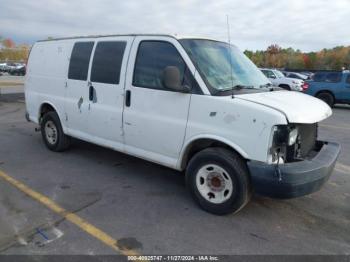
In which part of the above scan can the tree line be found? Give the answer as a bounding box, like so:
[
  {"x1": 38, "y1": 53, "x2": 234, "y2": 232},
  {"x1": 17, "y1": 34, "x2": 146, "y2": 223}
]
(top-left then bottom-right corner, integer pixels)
[
  {"x1": 244, "y1": 44, "x2": 350, "y2": 71},
  {"x1": 0, "y1": 36, "x2": 31, "y2": 62}
]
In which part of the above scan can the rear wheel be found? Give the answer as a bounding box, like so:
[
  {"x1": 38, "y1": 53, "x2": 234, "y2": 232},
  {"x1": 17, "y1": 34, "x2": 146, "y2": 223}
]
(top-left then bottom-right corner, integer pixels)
[
  {"x1": 186, "y1": 147, "x2": 251, "y2": 215},
  {"x1": 316, "y1": 92, "x2": 334, "y2": 107},
  {"x1": 41, "y1": 111, "x2": 71, "y2": 152}
]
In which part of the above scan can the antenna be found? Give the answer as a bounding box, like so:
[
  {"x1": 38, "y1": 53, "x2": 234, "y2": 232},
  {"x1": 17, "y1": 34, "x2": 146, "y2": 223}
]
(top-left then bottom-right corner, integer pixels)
[{"x1": 226, "y1": 15, "x2": 234, "y2": 99}]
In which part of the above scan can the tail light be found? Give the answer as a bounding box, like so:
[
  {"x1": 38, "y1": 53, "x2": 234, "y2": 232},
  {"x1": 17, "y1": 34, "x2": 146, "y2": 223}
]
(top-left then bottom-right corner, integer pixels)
[{"x1": 302, "y1": 82, "x2": 309, "y2": 91}]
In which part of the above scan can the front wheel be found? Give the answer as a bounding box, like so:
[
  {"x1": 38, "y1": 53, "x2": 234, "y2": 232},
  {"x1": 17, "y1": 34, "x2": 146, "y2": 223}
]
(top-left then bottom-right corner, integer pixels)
[{"x1": 186, "y1": 147, "x2": 251, "y2": 215}]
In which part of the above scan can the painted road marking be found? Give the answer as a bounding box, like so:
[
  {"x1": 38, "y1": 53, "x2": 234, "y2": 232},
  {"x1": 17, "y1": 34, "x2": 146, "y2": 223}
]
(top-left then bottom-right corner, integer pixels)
[{"x1": 0, "y1": 170, "x2": 141, "y2": 256}]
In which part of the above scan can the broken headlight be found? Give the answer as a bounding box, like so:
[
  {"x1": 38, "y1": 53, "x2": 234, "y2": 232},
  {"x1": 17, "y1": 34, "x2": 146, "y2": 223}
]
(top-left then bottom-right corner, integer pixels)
[
  {"x1": 270, "y1": 125, "x2": 299, "y2": 163},
  {"x1": 288, "y1": 127, "x2": 299, "y2": 146}
]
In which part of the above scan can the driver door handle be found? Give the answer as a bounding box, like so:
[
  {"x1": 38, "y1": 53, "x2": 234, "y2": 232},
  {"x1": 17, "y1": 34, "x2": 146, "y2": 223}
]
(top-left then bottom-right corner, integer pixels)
[
  {"x1": 89, "y1": 85, "x2": 94, "y2": 101},
  {"x1": 125, "y1": 90, "x2": 131, "y2": 107}
]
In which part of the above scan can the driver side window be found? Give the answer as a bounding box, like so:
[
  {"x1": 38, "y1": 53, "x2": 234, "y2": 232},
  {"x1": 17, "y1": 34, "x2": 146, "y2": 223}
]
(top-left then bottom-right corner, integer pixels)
[{"x1": 133, "y1": 41, "x2": 186, "y2": 90}]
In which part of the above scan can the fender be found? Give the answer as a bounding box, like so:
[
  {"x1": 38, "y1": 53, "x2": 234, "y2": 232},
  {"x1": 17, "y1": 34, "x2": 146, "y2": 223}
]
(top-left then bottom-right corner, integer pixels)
[{"x1": 177, "y1": 134, "x2": 249, "y2": 170}]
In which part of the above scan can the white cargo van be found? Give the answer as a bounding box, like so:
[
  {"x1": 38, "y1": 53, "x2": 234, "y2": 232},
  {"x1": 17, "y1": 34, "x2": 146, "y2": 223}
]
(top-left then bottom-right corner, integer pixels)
[{"x1": 25, "y1": 34, "x2": 340, "y2": 215}]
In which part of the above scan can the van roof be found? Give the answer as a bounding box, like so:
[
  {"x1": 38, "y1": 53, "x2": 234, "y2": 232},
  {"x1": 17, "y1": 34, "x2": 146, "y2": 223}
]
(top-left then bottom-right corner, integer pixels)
[{"x1": 37, "y1": 34, "x2": 223, "y2": 43}]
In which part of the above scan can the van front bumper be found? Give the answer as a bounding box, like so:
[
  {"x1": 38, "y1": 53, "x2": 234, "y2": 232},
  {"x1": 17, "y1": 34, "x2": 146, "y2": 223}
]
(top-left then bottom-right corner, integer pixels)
[{"x1": 247, "y1": 141, "x2": 341, "y2": 198}]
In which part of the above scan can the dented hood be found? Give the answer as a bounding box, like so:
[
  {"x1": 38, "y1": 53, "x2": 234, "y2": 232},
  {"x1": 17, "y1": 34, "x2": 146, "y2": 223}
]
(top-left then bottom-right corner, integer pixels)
[{"x1": 237, "y1": 91, "x2": 332, "y2": 123}]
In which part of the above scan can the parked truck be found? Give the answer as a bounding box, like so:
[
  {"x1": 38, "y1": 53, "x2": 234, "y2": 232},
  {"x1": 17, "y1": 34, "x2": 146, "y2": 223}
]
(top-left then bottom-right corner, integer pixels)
[
  {"x1": 25, "y1": 34, "x2": 340, "y2": 215},
  {"x1": 304, "y1": 71, "x2": 350, "y2": 107}
]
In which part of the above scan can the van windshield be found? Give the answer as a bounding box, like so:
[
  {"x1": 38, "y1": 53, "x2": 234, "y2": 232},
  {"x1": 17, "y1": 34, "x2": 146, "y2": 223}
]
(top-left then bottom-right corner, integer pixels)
[{"x1": 179, "y1": 39, "x2": 270, "y2": 94}]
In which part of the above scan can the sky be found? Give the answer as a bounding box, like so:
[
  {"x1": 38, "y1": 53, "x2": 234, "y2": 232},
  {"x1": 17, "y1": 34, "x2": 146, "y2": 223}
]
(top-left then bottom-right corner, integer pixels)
[{"x1": 0, "y1": 0, "x2": 349, "y2": 52}]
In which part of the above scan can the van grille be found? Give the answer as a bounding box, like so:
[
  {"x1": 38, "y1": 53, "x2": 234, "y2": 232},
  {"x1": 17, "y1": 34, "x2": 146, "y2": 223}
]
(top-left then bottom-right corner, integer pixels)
[
  {"x1": 285, "y1": 123, "x2": 317, "y2": 162},
  {"x1": 296, "y1": 123, "x2": 318, "y2": 158},
  {"x1": 299, "y1": 124, "x2": 317, "y2": 158}
]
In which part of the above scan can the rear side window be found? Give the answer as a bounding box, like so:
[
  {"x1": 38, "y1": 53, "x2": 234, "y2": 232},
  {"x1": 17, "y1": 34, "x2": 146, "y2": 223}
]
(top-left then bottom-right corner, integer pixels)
[
  {"x1": 133, "y1": 41, "x2": 186, "y2": 90},
  {"x1": 325, "y1": 72, "x2": 341, "y2": 83},
  {"x1": 313, "y1": 72, "x2": 326, "y2": 82},
  {"x1": 68, "y1": 42, "x2": 94, "y2": 80},
  {"x1": 91, "y1": 41, "x2": 126, "y2": 84}
]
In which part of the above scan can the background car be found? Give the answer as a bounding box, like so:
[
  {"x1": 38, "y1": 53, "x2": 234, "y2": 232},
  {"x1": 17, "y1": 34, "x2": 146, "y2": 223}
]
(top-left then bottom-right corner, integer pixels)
[
  {"x1": 260, "y1": 68, "x2": 305, "y2": 91},
  {"x1": 301, "y1": 71, "x2": 314, "y2": 79},
  {"x1": 303, "y1": 71, "x2": 350, "y2": 107},
  {"x1": 283, "y1": 71, "x2": 308, "y2": 81},
  {"x1": 9, "y1": 65, "x2": 26, "y2": 76},
  {"x1": 0, "y1": 63, "x2": 8, "y2": 72},
  {"x1": 3, "y1": 63, "x2": 24, "y2": 73}
]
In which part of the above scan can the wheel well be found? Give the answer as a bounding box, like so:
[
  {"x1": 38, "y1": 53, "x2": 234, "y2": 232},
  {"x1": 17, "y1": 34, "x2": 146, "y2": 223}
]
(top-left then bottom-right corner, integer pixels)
[
  {"x1": 39, "y1": 103, "x2": 56, "y2": 122},
  {"x1": 278, "y1": 84, "x2": 291, "y2": 89},
  {"x1": 180, "y1": 139, "x2": 244, "y2": 170},
  {"x1": 315, "y1": 90, "x2": 335, "y2": 99}
]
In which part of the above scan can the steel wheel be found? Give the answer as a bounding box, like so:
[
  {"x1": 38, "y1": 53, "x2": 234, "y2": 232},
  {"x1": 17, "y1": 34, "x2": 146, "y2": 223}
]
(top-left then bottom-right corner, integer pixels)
[
  {"x1": 196, "y1": 164, "x2": 233, "y2": 204},
  {"x1": 44, "y1": 120, "x2": 58, "y2": 145}
]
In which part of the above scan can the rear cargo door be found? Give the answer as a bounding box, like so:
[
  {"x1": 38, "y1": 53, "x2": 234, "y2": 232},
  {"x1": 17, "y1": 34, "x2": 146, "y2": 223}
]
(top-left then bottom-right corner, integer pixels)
[{"x1": 65, "y1": 41, "x2": 94, "y2": 137}]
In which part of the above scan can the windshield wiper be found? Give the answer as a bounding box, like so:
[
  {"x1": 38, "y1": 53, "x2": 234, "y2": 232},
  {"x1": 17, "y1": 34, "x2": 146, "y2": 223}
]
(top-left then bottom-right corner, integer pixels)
[
  {"x1": 228, "y1": 85, "x2": 254, "y2": 98},
  {"x1": 260, "y1": 83, "x2": 280, "y2": 91},
  {"x1": 212, "y1": 85, "x2": 256, "y2": 96},
  {"x1": 259, "y1": 83, "x2": 272, "y2": 88},
  {"x1": 232, "y1": 85, "x2": 254, "y2": 90}
]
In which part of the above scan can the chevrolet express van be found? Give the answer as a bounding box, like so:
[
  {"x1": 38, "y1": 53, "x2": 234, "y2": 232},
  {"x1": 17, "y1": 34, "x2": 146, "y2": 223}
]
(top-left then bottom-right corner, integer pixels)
[{"x1": 25, "y1": 34, "x2": 340, "y2": 215}]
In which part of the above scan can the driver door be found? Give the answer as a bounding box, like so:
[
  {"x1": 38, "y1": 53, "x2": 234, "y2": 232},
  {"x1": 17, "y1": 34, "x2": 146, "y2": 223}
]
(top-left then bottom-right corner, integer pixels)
[{"x1": 123, "y1": 37, "x2": 195, "y2": 167}]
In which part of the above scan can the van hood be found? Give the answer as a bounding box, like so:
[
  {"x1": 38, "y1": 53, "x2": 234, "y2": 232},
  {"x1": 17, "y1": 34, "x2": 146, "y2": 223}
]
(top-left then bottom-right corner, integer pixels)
[{"x1": 236, "y1": 91, "x2": 332, "y2": 123}]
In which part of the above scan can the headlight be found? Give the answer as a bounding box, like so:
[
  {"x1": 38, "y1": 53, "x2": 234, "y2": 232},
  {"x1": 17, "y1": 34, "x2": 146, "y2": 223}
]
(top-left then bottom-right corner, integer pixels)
[
  {"x1": 288, "y1": 128, "x2": 298, "y2": 146},
  {"x1": 269, "y1": 125, "x2": 299, "y2": 163}
]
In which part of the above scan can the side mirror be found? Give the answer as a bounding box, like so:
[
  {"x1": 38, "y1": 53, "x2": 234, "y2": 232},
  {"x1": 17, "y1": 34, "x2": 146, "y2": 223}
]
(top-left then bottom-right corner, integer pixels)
[{"x1": 163, "y1": 66, "x2": 190, "y2": 93}]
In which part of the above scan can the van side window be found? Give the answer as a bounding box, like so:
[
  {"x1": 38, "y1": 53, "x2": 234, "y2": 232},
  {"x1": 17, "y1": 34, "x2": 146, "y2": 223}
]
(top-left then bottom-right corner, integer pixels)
[
  {"x1": 91, "y1": 41, "x2": 126, "y2": 84},
  {"x1": 133, "y1": 41, "x2": 186, "y2": 90},
  {"x1": 68, "y1": 42, "x2": 94, "y2": 81}
]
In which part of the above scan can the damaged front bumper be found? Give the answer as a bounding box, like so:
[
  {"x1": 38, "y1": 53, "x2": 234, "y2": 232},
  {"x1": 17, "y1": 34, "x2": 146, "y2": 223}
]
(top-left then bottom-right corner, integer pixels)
[{"x1": 247, "y1": 141, "x2": 341, "y2": 198}]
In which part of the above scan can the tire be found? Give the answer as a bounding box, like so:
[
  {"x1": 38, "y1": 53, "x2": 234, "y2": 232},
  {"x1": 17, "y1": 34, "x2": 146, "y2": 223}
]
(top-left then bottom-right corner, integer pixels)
[
  {"x1": 186, "y1": 147, "x2": 252, "y2": 215},
  {"x1": 279, "y1": 84, "x2": 291, "y2": 91},
  {"x1": 41, "y1": 111, "x2": 71, "y2": 152},
  {"x1": 316, "y1": 92, "x2": 334, "y2": 107}
]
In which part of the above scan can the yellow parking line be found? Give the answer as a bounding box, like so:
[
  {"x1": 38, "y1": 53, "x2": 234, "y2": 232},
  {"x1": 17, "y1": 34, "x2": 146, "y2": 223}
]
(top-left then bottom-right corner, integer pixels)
[{"x1": 0, "y1": 170, "x2": 140, "y2": 256}]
